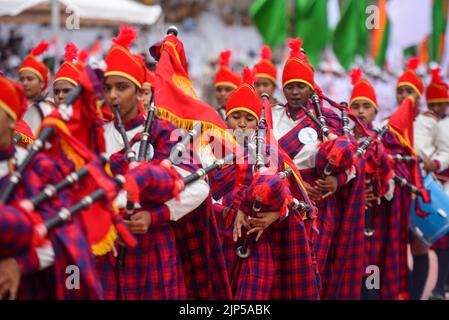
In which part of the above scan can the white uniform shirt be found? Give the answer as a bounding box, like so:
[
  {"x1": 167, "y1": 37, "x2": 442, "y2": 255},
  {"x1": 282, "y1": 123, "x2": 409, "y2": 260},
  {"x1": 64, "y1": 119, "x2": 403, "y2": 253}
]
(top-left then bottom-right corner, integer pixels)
[
  {"x1": 434, "y1": 117, "x2": 449, "y2": 173},
  {"x1": 271, "y1": 105, "x2": 356, "y2": 182},
  {"x1": 272, "y1": 105, "x2": 319, "y2": 170},
  {"x1": 414, "y1": 113, "x2": 449, "y2": 173},
  {"x1": 22, "y1": 100, "x2": 54, "y2": 136},
  {"x1": 414, "y1": 113, "x2": 439, "y2": 159}
]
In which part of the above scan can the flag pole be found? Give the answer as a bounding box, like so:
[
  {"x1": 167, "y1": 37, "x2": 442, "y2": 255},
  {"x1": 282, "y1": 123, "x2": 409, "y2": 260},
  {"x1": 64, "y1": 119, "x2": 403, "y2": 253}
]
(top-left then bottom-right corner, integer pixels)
[{"x1": 51, "y1": 0, "x2": 61, "y2": 74}]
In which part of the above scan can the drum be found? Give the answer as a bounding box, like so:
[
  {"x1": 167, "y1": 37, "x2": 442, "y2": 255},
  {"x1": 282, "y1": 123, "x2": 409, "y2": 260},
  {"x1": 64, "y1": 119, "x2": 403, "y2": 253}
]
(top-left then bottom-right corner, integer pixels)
[{"x1": 410, "y1": 174, "x2": 449, "y2": 246}]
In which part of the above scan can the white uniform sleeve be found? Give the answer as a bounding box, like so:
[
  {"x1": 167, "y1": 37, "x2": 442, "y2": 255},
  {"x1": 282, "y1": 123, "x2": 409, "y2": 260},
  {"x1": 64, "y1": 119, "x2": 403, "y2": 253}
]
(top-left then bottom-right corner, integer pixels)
[
  {"x1": 35, "y1": 243, "x2": 55, "y2": 270},
  {"x1": 433, "y1": 118, "x2": 449, "y2": 172},
  {"x1": 165, "y1": 166, "x2": 210, "y2": 221},
  {"x1": 384, "y1": 178, "x2": 395, "y2": 201},
  {"x1": 414, "y1": 115, "x2": 438, "y2": 158},
  {"x1": 22, "y1": 102, "x2": 54, "y2": 136},
  {"x1": 292, "y1": 142, "x2": 319, "y2": 170},
  {"x1": 345, "y1": 165, "x2": 357, "y2": 183},
  {"x1": 22, "y1": 105, "x2": 42, "y2": 136}
]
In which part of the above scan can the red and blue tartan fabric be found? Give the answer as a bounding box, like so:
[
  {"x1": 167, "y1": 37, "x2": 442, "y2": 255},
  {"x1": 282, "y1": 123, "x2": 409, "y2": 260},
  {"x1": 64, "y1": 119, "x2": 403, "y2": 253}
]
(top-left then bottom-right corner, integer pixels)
[
  {"x1": 325, "y1": 152, "x2": 365, "y2": 300},
  {"x1": 0, "y1": 204, "x2": 33, "y2": 258},
  {"x1": 96, "y1": 112, "x2": 189, "y2": 299},
  {"x1": 380, "y1": 128, "x2": 415, "y2": 299},
  {"x1": 315, "y1": 135, "x2": 355, "y2": 174},
  {"x1": 278, "y1": 104, "x2": 359, "y2": 299},
  {"x1": 174, "y1": 196, "x2": 233, "y2": 299},
  {"x1": 361, "y1": 128, "x2": 403, "y2": 299},
  {"x1": 99, "y1": 113, "x2": 232, "y2": 299},
  {"x1": 1, "y1": 149, "x2": 103, "y2": 299},
  {"x1": 208, "y1": 143, "x2": 319, "y2": 299}
]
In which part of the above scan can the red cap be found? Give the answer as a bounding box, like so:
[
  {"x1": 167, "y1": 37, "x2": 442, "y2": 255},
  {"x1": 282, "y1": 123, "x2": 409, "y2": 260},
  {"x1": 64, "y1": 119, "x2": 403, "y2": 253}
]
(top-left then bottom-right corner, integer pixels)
[
  {"x1": 254, "y1": 45, "x2": 277, "y2": 83},
  {"x1": 18, "y1": 40, "x2": 49, "y2": 88},
  {"x1": 104, "y1": 25, "x2": 145, "y2": 88},
  {"x1": 214, "y1": 50, "x2": 241, "y2": 89},
  {"x1": 349, "y1": 68, "x2": 378, "y2": 108},
  {"x1": 425, "y1": 67, "x2": 449, "y2": 104},
  {"x1": 397, "y1": 57, "x2": 424, "y2": 96},
  {"x1": 226, "y1": 67, "x2": 262, "y2": 121},
  {"x1": 0, "y1": 75, "x2": 27, "y2": 121},
  {"x1": 54, "y1": 42, "x2": 83, "y2": 86},
  {"x1": 282, "y1": 38, "x2": 314, "y2": 89},
  {"x1": 143, "y1": 67, "x2": 155, "y2": 88}
]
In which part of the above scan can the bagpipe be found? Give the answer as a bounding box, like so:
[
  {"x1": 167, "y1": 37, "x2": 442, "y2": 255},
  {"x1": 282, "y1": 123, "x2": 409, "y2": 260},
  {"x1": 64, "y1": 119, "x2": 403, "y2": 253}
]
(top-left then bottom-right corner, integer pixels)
[
  {"x1": 18, "y1": 155, "x2": 108, "y2": 214},
  {"x1": 137, "y1": 93, "x2": 157, "y2": 162},
  {"x1": 340, "y1": 102, "x2": 351, "y2": 137},
  {"x1": 235, "y1": 93, "x2": 311, "y2": 259},
  {"x1": 294, "y1": 99, "x2": 332, "y2": 139},
  {"x1": 1, "y1": 84, "x2": 136, "y2": 252},
  {"x1": 33, "y1": 174, "x2": 125, "y2": 240},
  {"x1": 235, "y1": 167, "x2": 312, "y2": 259},
  {"x1": 336, "y1": 99, "x2": 378, "y2": 236},
  {"x1": 236, "y1": 93, "x2": 268, "y2": 259},
  {"x1": 376, "y1": 126, "x2": 424, "y2": 197},
  {"x1": 111, "y1": 105, "x2": 138, "y2": 167},
  {"x1": 390, "y1": 154, "x2": 417, "y2": 163},
  {"x1": 348, "y1": 123, "x2": 423, "y2": 237}
]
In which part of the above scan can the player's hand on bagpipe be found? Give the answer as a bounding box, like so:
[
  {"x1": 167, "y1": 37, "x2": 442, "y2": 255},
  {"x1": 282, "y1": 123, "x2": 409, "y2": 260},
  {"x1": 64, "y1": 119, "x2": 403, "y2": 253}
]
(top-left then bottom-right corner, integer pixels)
[
  {"x1": 322, "y1": 132, "x2": 338, "y2": 142},
  {"x1": 315, "y1": 176, "x2": 338, "y2": 199},
  {"x1": 0, "y1": 258, "x2": 22, "y2": 300},
  {"x1": 423, "y1": 158, "x2": 437, "y2": 172},
  {"x1": 233, "y1": 209, "x2": 250, "y2": 242},
  {"x1": 304, "y1": 182, "x2": 321, "y2": 202},
  {"x1": 247, "y1": 211, "x2": 280, "y2": 242},
  {"x1": 124, "y1": 210, "x2": 152, "y2": 234}
]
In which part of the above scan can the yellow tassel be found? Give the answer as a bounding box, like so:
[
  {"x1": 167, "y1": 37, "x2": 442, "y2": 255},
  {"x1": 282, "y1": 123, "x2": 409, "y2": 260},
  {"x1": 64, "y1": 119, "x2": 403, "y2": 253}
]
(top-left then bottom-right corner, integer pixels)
[
  {"x1": 60, "y1": 140, "x2": 85, "y2": 170},
  {"x1": 157, "y1": 107, "x2": 236, "y2": 147},
  {"x1": 96, "y1": 100, "x2": 105, "y2": 119},
  {"x1": 284, "y1": 162, "x2": 308, "y2": 194},
  {"x1": 91, "y1": 225, "x2": 118, "y2": 256},
  {"x1": 387, "y1": 125, "x2": 417, "y2": 155},
  {"x1": 104, "y1": 162, "x2": 113, "y2": 177}
]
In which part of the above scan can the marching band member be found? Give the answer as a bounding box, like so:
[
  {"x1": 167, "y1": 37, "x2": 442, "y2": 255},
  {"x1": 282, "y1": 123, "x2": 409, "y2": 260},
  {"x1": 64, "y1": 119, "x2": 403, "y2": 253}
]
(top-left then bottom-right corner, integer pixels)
[
  {"x1": 395, "y1": 58, "x2": 430, "y2": 300},
  {"x1": 214, "y1": 50, "x2": 241, "y2": 119},
  {"x1": 0, "y1": 74, "x2": 103, "y2": 299},
  {"x1": 52, "y1": 43, "x2": 85, "y2": 107},
  {"x1": 253, "y1": 45, "x2": 279, "y2": 106},
  {"x1": 348, "y1": 69, "x2": 400, "y2": 299},
  {"x1": 272, "y1": 38, "x2": 360, "y2": 299},
  {"x1": 418, "y1": 68, "x2": 449, "y2": 300},
  {"x1": 18, "y1": 40, "x2": 54, "y2": 135},
  {"x1": 205, "y1": 67, "x2": 319, "y2": 299},
  {"x1": 96, "y1": 25, "x2": 212, "y2": 299},
  {"x1": 140, "y1": 67, "x2": 154, "y2": 107}
]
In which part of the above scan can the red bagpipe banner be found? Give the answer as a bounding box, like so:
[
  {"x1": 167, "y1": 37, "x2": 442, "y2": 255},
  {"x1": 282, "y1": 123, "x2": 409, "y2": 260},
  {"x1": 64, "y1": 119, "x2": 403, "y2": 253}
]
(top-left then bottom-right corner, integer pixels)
[
  {"x1": 387, "y1": 96, "x2": 430, "y2": 203},
  {"x1": 40, "y1": 66, "x2": 136, "y2": 255},
  {"x1": 388, "y1": 96, "x2": 416, "y2": 153},
  {"x1": 151, "y1": 34, "x2": 231, "y2": 136}
]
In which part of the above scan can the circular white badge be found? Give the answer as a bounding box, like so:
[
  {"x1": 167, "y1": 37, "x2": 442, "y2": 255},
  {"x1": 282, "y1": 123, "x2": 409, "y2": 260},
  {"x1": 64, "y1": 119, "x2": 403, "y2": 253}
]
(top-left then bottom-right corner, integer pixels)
[
  {"x1": 132, "y1": 141, "x2": 155, "y2": 161},
  {"x1": 298, "y1": 127, "x2": 318, "y2": 145}
]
